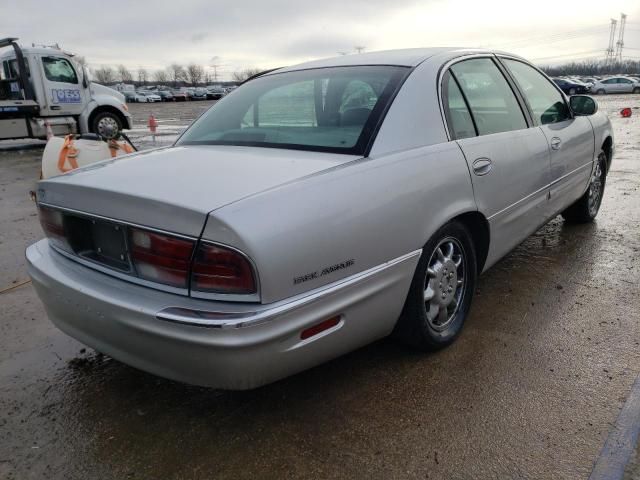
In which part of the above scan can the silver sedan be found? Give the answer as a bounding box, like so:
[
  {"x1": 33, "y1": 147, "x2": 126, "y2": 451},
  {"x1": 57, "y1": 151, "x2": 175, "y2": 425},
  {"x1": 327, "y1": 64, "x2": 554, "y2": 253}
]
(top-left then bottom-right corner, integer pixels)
[{"x1": 28, "y1": 48, "x2": 613, "y2": 389}]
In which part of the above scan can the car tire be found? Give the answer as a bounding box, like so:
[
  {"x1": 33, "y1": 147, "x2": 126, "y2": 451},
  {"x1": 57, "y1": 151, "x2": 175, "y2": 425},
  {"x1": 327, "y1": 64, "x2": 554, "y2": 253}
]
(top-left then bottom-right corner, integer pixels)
[
  {"x1": 393, "y1": 221, "x2": 477, "y2": 350},
  {"x1": 596, "y1": 89, "x2": 605, "y2": 95},
  {"x1": 633, "y1": 87, "x2": 640, "y2": 94},
  {"x1": 91, "y1": 111, "x2": 123, "y2": 139},
  {"x1": 569, "y1": 88, "x2": 576, "y2": 95},
  {"x1": 561, "y1": 150, "x2": 607, "y2": 223}
]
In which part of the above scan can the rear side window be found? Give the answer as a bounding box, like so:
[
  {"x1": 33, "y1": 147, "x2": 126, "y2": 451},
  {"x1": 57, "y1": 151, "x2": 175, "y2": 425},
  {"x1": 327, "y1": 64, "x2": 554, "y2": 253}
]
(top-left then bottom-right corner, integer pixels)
[
  {"x1": 502, "y1": 59, "x2": 571, "y2": 125},
  {"x1": 42, "y1": 57, "x2": 78, "y2": 84},
  {"x1": 450, "y1": 58, "x2": 527, "y2": 136},
  {"x1": 442, "y1": 71, "x2": 476, "y2": 140}
]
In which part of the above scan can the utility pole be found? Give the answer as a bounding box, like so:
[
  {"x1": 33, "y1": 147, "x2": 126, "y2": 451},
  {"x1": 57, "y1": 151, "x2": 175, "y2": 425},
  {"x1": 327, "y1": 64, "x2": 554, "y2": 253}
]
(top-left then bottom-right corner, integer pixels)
[
  {"x1": 605, "y1": 18, "x2": 617, "y2": 65},
  {"x1": 615, "y1": 13, "x2": 627, "y2": 62},
  {"x1": 354, "y1": 46, "x2": 366, "y2": 54}
]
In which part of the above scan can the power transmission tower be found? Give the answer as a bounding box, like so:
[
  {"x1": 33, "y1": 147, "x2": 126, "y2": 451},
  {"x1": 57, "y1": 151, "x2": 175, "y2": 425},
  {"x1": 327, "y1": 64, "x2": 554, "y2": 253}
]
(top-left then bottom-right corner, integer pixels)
[
  {"x1": 605, "y1": 18, "x2": 617, "y2": 64},
  {"x1": 615, "y1": 13, "x2": 627, "y2": 61},
  {"x1": 354, "y1": 46, "x2": 366, "y2": 54}
]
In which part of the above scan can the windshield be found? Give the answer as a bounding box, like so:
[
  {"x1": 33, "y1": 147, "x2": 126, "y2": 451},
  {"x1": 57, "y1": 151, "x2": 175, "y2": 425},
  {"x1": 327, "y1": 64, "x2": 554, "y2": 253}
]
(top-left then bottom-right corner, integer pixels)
[{"x1": 177, "y1": 65, "x2": 409, "y2": 155}]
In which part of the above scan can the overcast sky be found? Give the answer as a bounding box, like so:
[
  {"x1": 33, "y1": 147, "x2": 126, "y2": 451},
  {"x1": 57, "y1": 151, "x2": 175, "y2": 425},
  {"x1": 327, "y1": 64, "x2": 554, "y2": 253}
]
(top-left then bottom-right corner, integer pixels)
[{"x1": 3, "y1": 0, "x2": 640, "y2": 80}]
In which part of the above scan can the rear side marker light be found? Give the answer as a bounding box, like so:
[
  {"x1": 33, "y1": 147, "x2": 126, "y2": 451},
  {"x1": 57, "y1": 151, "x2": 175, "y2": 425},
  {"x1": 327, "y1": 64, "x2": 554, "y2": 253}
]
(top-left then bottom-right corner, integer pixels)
[
  {"x1": 300, "y1": 316, "x2": 341, "y2": 340},
  {"x1": 129, "y1": 228, "x2": 195, "y2": 289}
]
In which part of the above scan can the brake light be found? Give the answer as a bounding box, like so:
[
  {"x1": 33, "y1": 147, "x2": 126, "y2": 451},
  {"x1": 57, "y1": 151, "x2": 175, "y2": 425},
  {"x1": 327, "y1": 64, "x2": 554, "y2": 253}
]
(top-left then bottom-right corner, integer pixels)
[
  {"x1": 38, "y1": 205, "x2": 71, "y2": 251},
  {"x1": 191, "y1": 243, "x2": 256, "y2": 294},
  {"x1": 130, "y1": 228, "x2": 195, "y2": 289}
]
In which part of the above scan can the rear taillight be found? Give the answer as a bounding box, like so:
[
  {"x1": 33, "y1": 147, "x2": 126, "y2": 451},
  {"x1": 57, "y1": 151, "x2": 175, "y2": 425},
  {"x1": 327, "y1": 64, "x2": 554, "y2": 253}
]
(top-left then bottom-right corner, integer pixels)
[
  {"x1": 130, "y1": 228, "x2": 195, "y2": 289},
  {"x1": 38, "y1": 205, "x2": 71, "y2": 252},
  {"x1": 191, "y1": 243, "x2": 256, "y2": 295}
]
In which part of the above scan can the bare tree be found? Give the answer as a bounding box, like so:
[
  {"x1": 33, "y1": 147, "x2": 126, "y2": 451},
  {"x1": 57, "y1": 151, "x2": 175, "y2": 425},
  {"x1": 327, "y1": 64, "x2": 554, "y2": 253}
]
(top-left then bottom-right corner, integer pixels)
[
  {"x1": 93, "y1": 66, "x2": 115, "y2": 84},
  {"x1": 169, "y1": 63, "x2": 186, "y2": 86},
  {"x1": 137, "y1": 67, "x2": 148, "y2": 85},
  {"x1": 117, "y1": 65, "x2": 133, "y2": 83},
  {"x1": 186, "y1": 63, "x2": 204, "y2": 86},
  {"x1": 154, "y1": 69, "x2": 169, "y2": 83},
  {"x1": 232, "y1": 68, "x2": 263, "y2": 82}
]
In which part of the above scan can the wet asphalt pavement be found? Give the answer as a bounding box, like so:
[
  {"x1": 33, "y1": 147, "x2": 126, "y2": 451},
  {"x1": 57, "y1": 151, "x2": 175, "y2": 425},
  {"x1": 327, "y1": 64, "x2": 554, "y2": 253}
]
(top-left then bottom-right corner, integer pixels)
[{"x1": 1, "y1": 96, "x2": 639, "y2": 479}]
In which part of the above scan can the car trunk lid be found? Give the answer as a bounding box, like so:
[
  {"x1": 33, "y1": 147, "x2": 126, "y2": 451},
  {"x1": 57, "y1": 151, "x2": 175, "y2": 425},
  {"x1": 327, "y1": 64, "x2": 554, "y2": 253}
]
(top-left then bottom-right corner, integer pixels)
[{"x1": 36, "y1": 145, "x2": 357, "y2": 237}]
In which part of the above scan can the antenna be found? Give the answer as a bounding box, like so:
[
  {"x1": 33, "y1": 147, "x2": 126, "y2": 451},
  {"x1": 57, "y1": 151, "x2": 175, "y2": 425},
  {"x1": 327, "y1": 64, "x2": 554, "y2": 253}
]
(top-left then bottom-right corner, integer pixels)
[
  {"x1": 615, "y1": 13, "x2": 626, "y2": 61},
  {"x1": 605, "y1": 18, "x2": 617, "y2": 64}
]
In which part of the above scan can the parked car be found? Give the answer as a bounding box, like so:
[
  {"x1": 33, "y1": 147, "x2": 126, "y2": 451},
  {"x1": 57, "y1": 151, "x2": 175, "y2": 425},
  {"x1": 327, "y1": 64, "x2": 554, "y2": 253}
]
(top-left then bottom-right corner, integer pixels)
[
  {"x1": 191, "y1": 87, "x2": 208, "y2": 100},
  {"x1": 122, "y1": 90, "x2": 137, "y2": 103},
  {"x1": 206, "y1": 87, "x2": 225, "y2": 100},
  {"x1": 171, "y1": 88, "x2": 189, "y2": 101},
  {"x1": 552, "y1": 78, "x2": 589, "y2": 95},
  {"x1": 590, "y1": 76, "x2": 640, "y2": 94},
  {"x1": 156, "y1": 90, "x2": 174, "y2": 102},
  {"x1": 28, "y1": 48, "x2": 613, "y2": 390},
  {"x1": 137, "y1": 91, "x2": 161, "y2": 102}
]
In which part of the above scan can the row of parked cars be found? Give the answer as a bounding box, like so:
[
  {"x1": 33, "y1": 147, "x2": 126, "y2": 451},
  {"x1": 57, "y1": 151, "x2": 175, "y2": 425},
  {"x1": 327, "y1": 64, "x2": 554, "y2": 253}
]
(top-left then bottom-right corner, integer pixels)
[
  {"x1": 552, "y1": 75, "x2": 640, "y2": 95},
  {"x1": 123, "y1": 85, "x2": 237, "y2": 103}
]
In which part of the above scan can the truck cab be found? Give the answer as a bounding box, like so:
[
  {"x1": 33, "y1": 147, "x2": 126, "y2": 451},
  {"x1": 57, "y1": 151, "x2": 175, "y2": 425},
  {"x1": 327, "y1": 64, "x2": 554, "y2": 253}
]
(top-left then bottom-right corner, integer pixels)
[{"x1": 0, "y1": 37, "x2": 132, "y2": 140}]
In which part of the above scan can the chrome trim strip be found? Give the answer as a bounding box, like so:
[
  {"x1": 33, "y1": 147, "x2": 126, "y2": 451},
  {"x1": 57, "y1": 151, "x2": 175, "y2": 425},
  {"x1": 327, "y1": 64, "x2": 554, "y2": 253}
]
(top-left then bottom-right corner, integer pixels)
[
  {"x1": 486, "y1": 161, "x2": 592, "y2": 221},
  {"x1": 156, "y1": 249, "x2": 423, "y2": 328},
  {"x1": 38, "y1": 202, "x2": 262, "y2": 302}
]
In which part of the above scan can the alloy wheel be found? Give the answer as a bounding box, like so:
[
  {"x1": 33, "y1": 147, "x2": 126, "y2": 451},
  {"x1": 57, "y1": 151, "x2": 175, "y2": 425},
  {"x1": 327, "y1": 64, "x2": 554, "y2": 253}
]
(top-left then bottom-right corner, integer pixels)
[{"x1": 423, "y1": 238, "x2": 466, "y2": 331}]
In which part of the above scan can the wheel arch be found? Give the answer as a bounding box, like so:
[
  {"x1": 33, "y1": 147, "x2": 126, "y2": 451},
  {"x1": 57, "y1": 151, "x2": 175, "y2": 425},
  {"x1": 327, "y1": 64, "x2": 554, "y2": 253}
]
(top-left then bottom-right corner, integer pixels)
[
  {"x1": 449, "y1": 211, "x2": 490, "y2": 275},
  {"x1": 601, "y1": 136, "x2": 613, "y2": 172},
  {"x1": 87, "y1": 105, "x2": 128, "y2": 134}
]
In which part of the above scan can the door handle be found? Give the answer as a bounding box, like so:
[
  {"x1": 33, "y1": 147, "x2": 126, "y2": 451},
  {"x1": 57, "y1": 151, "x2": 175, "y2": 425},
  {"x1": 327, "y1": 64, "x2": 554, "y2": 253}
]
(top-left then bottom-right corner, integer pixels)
[
  {"x1": 472, "y1": 157, "x2": 493, "y2": 176},
  {"x1": 51, "y1": 106, "x2": 61, "y2": 110},
  {"x1": 550, "y1": 137, "x2": 562, "y2": 150}
]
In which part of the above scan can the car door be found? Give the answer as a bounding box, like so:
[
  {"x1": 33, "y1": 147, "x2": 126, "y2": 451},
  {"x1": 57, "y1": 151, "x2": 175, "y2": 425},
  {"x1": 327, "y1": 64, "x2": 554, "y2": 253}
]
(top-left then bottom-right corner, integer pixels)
[
  {"x1": 617, "y1": 78, "x2": 634, "y2": 93},
  {"x1": 500, "y1": 58, "x2": 595, "y2": 216},
  {"x1": 38, "y1": 55, "x2": 87, "y2": 116},
  {"x1": 442, "y1": 57, "x2": 552, "y2": 268}
]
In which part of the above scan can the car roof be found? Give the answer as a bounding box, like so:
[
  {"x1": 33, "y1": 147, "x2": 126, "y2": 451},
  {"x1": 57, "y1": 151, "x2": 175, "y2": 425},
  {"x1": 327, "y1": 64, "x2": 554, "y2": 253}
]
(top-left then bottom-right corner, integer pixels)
[{"x1": 274, "y1": 47, "x2": 512, "y2": 73}]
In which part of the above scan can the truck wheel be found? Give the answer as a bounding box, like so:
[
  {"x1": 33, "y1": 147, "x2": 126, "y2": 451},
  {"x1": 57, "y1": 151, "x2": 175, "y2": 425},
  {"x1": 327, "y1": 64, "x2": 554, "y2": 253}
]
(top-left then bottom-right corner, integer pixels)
[
  {"x1": 562, "y1": 150, "x2": 606, "y2": 223},
  {"x1": 91, "y1": 111, "x2": 122, "y2": 139},
  {"x1": 393, "y1": 221, "x2": 477, "y2": 350}
]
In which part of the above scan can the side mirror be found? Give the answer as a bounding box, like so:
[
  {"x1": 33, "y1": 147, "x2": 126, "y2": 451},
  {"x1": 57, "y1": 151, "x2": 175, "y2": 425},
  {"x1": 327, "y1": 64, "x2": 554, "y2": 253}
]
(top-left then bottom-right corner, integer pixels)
[{"x1": 570, "y1": 95, "x2": 597, "y2": 116}]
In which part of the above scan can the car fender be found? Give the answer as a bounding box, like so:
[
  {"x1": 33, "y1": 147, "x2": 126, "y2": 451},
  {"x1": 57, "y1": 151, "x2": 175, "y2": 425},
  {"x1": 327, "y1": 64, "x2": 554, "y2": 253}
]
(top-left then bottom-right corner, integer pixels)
[
  {"x1": 587, "y1": 111, "x2": 614, "y2": 170},
  {"x1": 79, "y1": 93, "x2": 132, "y2": 133},
  {"x1": 204, "y1": 141, "x2": 477, "y2": 305}
]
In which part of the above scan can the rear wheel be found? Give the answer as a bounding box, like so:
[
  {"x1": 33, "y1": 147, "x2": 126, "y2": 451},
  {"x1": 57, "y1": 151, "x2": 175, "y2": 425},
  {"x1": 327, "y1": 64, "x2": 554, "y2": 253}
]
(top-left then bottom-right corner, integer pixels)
[
  {"x1": 394, "y1": 221, "x2": 477, "y2": 350},
  {"x1": 633, "y1": 87, "x2": 640, "y2": 94},
  {"x1": 562, "y1": 150, "x2": 606, "y2": 223}
]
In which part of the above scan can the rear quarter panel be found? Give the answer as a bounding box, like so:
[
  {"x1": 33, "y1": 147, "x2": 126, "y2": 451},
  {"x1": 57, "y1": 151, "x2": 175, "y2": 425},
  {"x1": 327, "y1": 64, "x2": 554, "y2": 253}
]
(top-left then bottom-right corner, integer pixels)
[
  {"x1": 588, "y1": 110, "x2": 614, "y2": 169},
  {"x1": 203, "y1": 142, "x2": 477, "y2": 304}
]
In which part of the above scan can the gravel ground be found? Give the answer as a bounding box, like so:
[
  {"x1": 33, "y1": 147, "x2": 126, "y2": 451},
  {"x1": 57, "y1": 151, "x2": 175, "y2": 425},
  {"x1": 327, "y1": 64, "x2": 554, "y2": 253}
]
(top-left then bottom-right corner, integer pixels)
[{"x1": 0, "y1": 95, "x2": 639, "y2": 480}]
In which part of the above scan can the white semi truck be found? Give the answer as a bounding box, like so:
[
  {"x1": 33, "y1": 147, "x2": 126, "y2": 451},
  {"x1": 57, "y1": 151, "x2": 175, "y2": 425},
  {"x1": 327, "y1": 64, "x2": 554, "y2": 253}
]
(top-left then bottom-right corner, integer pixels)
[{"x1": 0, "y1": 37, "x2": 132, "y2": 140}]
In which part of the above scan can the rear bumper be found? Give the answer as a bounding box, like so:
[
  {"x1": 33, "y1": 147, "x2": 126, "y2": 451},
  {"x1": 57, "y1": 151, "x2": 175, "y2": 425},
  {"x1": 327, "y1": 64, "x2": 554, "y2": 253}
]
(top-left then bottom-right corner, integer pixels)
[{"x1": 27, "y1": 239, "x2": 419, "y2": 389}]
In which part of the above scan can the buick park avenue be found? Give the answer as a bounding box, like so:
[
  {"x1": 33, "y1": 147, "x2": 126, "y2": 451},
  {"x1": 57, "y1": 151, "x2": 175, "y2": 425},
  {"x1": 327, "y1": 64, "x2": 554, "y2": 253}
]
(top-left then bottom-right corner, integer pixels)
[{"x1": 28, "y1": 48, "x2": 613, "y2": 389}]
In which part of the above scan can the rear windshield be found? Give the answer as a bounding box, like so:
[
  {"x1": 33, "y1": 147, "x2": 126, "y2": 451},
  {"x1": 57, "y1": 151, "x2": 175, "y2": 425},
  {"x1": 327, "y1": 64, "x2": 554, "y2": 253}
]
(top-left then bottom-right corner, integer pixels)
[{"x1": 177, "y1": 66, "x2": 409, "y2": 155}]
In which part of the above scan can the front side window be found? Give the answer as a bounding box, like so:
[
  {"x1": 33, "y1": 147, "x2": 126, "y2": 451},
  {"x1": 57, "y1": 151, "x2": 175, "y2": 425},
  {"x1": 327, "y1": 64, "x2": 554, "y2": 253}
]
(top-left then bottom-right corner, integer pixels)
[
  {"x1": 450, "y1": 58, "x2": 527, "y2": 136},
  {"x1": 602, "y1": 78, "x2": 616, "y2": 84},
  {"x1": 502, "y1": 59, "x2": 571, "y2": 125},
  {"x1": 179, "y1": 66, "x2": 408, "y2": 155},
  {"x1": 42, "y1": 57, "x2": 78, "y2": 84},
  {"x1": 442, "y1": 71, "x2": 476, "y2": 140}
]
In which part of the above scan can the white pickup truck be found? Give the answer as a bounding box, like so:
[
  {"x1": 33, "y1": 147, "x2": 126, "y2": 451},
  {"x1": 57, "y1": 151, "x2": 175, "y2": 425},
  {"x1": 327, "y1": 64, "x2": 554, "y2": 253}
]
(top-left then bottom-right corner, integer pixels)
[{"x1": 0, "y1": 37, "x2": 132, "y2": 140}]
